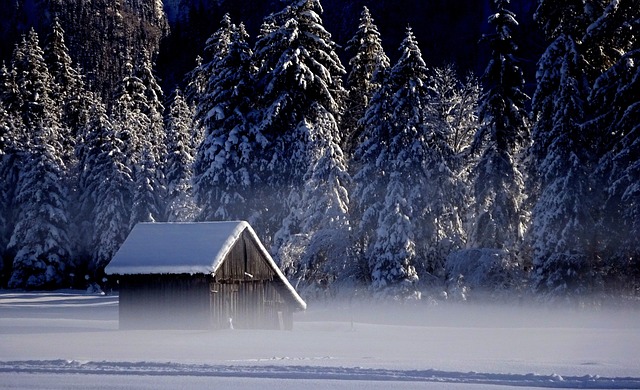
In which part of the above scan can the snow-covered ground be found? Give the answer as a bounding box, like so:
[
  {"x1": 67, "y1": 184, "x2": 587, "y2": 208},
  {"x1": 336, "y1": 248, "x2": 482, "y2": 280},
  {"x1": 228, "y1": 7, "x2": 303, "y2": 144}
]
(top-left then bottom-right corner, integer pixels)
[{"x1": 1, "y1": 292, "x2": 639, "y2": 389}]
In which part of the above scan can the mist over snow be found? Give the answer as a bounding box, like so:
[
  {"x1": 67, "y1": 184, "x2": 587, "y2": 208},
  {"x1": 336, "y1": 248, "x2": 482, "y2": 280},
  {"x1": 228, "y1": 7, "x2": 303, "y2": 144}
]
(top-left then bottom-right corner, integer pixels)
[
  {"x1": 0, "y1": 2, "x2": 639, "y2": 387},
  {"x1": 1, "y1": 291, "x2": 639, "y2": 389}
]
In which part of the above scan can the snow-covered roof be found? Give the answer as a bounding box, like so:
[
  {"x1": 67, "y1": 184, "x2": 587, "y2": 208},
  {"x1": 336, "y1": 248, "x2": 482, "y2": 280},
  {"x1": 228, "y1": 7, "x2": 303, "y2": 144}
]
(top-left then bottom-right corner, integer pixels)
[
  {"x1": 105, "y1": 221, "x2": 306, "y2": 310},
  {"x1": 106, "y1": 221, "x2": 247, "y2": 275}
]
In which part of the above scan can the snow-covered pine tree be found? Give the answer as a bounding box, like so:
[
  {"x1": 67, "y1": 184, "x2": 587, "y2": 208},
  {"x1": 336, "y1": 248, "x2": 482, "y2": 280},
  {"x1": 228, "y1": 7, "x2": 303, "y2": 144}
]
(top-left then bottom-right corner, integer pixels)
[
  {"x1": 369, "y1": 171, "x2": 419, "y2": 297},
  {"x1": 390, "y1": 27, "x2": 466, "y2": 288},
  {"x1": 129, "y1": 147, "x2": 163, "y2": 229},
  {"x1": 530, "y1": 34, "x2": 597, "y2": 297},
  {"x1": 44, "y1": 18, "x2": 86, "y2": 166},
  {"x1": 470, "y1": 0, "x2": 529, "y2": 252},
  {"x1": 7, "y1": 117, "x2": 73, "y2": 289},
  {"x1": 74, "y1": 92, "x2": 108, "y2": 272},
  {"x1": 5, "y1": 28, "x2": 75, "y2": 289},
  {"x1": 351, "y1": 47, "x2": 394, "y2": 286},
  {"x1": 43, "y1": 19, "x2": 97, "y2": 270},
  {"x1": 187, "y1": 13, "x2": 238, "y2": 147},
  {"x1": 80, "y1": 102, "x2": 134, "y2": 278},
  {"x1": 583, "y1": 2, "x2": 639, "y2": 294},
  {"x1": 589, "y1": 47, "x2": 639, "y2": 292},
  {"x1": 581, "y1": 0, "x2": 639, "y2": 81},
  {"x1": 370, "y1": 27, "x2": 432, "y2": 295},
  {"x1": 343, "y1": 6, "x2": 390, "y2": 156},
  {"x1": 275, "y1": 103, "x2": 351, "y2": 297},
  {"x1": 0, "y1": 100, "x2": 16, "y2": 283},
  {"x1": 135, "y1": 49, "x2": 166, "y2": 173},
  {"x1": 0, "y1": 66, "x2": 23, "y2": 285},
  {"x1": 193, "y1": 18, "x2": 261, "y2": 221},
  {"x1": 191, "y1": 14, "x2": 235, "y2": 135},
  {"x1": 184, "y1": 55, "x2": 206, "y2": 108},
  {"x1": 356, "y1": 27, "x2": 466, "y2": 297},
  {"x1": 164, "y1": 89, "x2": 198, "y2": 222},
  {"x1": 528, "y1": 1, "x2": 605, "y2": 298},
  {"x1": 252, "y1": 0, "x2": 347, "y2": 246},
  {"x1": 528, "y1": 0, "x2": 594, "y2": 193},
  {"x1": 253, "y1": 0, "x2": 347, "y2": 171},
  {"x1": 10, "y1": 30, "x2": 62, "y2": 148},
  {"x1": 189, "y1": 18, "x2": 241, "y2": 156},
  {"x1": 110, "y1": 60, "x2": 151, "y2": 170}
]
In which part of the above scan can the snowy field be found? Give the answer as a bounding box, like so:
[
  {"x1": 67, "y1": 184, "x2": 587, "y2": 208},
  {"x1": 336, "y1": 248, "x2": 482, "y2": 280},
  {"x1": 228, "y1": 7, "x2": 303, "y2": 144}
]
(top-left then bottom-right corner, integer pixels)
[{"x1": 1, "y1": 292, "x2": 639, "y2": 389}]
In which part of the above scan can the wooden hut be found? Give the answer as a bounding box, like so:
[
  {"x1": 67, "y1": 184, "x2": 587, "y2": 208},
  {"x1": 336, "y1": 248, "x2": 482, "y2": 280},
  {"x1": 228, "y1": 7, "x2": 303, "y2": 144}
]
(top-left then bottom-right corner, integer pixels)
[{"x1": 105, "y1": 221, "x2": 306, "y2": 330}]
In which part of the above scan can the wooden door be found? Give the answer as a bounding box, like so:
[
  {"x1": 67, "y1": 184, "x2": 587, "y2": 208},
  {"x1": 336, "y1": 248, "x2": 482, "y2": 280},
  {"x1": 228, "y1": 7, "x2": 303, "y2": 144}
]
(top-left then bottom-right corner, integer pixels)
[{"x1": 210, "y1": 281, "x2": 239, "y2": 329}]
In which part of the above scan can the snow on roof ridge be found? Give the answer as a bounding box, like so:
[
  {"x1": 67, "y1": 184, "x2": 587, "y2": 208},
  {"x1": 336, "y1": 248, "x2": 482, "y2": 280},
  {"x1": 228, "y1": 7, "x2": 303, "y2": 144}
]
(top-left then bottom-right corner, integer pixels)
[
  {"x1": 210, "y1": 220, "x2": 249, "y2": 275},
  {"x1": 240, "y1": 223, "x2": 307, "y2": 310}
]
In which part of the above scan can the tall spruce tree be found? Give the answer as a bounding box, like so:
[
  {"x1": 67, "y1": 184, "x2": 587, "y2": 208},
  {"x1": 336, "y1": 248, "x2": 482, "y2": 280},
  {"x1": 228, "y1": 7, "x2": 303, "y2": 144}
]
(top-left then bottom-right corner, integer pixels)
[
  {"x1": 252, "y1": 0, "x2": 347, "y2": 246},
  {"x1": 592, "y1": 49, "x2": 640, "y2": 292},
  {"x1": 470, "y1": 0, "x2": 529, "y2": 251},
  {"x1": 0, "y1": 100, "x2": 17, "y2": 284},
  {"x1": 111, "y1": 60, "x2": 151, "y2": 172},
  {"x1": 529, "y1": 15, "x2": 596, "y2": 296},
  {"x1": 7, "y1": 119, "x2": 72, "y2": 289},
  {"x1": 351, "y1": 57, "x2": 393, "y2": 286},
  {"x1": 129, "y1": 147, "x2": 163, "y2": 229},
  {"x1": 193, "y1": 19, "x2": 260, "y2": 221},
  {"x1": 275, "y1": 103, "x2": 351, "y2": 296},
  {"x1": 109, "y1": 53, "x2": 167, "y2": 228},
  {"x1": 0, "y1": 65, "x2": 22, "y2": 285},
  {"x1": 582, "y1": 0, "x2": 639, "y2": 81},
  {"x1": 135, "y1": 49, "x2": 166, "y2": 173},
  {"x1": 355, "y1": 27, "x2": 465, "y2": 297},
  {"x1": 253, "y1": 0, "x2": 347, "y2": 171},
  {"x1": 11, "y1": 30, "x2": 62, "y2": 148},
  {"x1": 6, "y1": 29, "x2": 74, "y2": 289},
  {"x1": 81, "y1": 104, "x2": 134, "y2": 278},
  {"x1": 44, "y1": 18, "x2": 86, "y2": 166},
  {"x1": 193, "y1": 13, "x2": 235, "y2": 132},
  {"x1": 44, "y1": 19, "x2": 95, "y2": 269},
  {"x1": 165, "y1": 89, "x2": 198, "y2": 222},
  {"x1": 75, "y1": 93, "x2": 109, "y2": 270},
  {"x1": 344, "y1": 6, "x2": 390, "y2": 156}
]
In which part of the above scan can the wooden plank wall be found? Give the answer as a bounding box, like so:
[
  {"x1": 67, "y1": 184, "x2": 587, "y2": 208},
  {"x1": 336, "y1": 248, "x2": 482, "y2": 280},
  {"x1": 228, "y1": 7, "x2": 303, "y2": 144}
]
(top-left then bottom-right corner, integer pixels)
[
  {"x1": 209, "y1": 279, "x2": 291, "y2": 329},
  {"x1": 118, "y1": 228, "x2": 297, "y2": 330},
  {"x1": 215, "y1": 230, "x2": 275, "y2": 282},
  {"x1": 119, "y1": 274, "x2": 211, "y2": 329},
  {"x1": 210, "y1": 230, "x2": 294, "y2": 329}
]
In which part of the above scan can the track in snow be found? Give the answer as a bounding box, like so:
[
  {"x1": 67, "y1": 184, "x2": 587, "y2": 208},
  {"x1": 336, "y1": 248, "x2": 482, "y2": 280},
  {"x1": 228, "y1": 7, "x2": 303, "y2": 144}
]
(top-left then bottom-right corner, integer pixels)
[{"x1": 1, "y1": 360, "x2": 639, "y2": 389}]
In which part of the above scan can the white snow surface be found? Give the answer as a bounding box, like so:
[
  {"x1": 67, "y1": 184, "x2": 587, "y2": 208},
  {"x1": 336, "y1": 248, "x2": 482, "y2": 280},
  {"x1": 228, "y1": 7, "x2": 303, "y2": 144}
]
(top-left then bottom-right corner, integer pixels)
[{"x1": 1, "y1": 291, "x2": 640, "y2": 389}]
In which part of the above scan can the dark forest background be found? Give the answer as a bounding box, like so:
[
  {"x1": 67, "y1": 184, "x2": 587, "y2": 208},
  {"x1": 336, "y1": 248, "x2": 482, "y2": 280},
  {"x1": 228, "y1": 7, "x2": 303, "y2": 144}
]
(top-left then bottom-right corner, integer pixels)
[{"x1": 0, "y1": 0, "x2": 543, "y2": 96}]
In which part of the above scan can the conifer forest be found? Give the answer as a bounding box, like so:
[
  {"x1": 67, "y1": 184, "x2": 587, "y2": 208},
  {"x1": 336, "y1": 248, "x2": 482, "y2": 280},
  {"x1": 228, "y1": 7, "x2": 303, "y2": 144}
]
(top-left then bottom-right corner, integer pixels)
[{"x1": 0, "y1": 0, "x2": 638, "y2": 303}]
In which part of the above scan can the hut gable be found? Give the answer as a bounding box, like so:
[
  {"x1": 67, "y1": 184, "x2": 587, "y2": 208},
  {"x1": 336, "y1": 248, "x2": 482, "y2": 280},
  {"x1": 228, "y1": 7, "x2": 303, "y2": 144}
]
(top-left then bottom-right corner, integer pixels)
[{"x1": 105, "y1": 221, "x2": 306, "y2": 330}]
